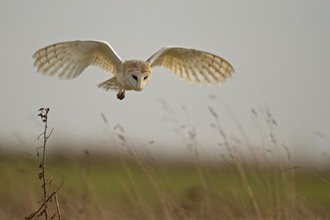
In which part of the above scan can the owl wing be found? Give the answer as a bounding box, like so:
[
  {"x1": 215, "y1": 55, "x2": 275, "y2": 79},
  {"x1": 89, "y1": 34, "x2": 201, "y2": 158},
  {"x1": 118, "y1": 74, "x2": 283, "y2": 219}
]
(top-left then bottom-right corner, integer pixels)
[
  {"x1": 147, "y1": 46, "x2": 235, "y2": 85},
  {"x1": 32, "y1": 40, "x2": 123, "y2": 80}
]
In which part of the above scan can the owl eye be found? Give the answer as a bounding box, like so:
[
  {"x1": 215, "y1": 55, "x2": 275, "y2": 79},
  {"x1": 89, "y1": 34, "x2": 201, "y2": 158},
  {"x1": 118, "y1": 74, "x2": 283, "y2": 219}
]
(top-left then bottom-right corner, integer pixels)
[
  {"x1": 132, "y1": 75, "x2": 138, "y2": 81},
  {"x1": 143, "y1": 76, "x2": 148, "y2": 80}
]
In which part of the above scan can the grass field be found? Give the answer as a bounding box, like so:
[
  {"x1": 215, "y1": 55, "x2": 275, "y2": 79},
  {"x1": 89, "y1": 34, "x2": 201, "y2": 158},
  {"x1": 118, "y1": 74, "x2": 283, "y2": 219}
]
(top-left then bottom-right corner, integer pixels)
[
  {"x1": 1, "y1": 107, "x2": 330, "y2": 220},
  {"x1": 1, "y1": 150, "x2": 330, "y2": 220}
]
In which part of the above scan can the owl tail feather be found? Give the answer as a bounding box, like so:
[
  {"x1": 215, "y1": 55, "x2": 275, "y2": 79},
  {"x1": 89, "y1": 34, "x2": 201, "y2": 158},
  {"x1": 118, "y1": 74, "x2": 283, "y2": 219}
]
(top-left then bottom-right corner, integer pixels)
[{"x1": 97, "y1": 77, "x2": 121, "y2": 92}]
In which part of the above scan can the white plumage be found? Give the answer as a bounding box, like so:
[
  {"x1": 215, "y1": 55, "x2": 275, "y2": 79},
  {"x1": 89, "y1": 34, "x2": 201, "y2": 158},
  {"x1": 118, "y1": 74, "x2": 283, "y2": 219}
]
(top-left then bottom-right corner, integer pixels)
[{"x1": 33, "y1": 40, "x2": 235, "y2": 100}]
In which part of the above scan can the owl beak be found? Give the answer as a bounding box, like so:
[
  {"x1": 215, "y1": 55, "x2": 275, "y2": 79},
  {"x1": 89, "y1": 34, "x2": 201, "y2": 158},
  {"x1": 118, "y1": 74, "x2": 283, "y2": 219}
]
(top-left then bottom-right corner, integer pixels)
[{"x1": 132, "y1": 82, "x2": 143, "y2": 91}]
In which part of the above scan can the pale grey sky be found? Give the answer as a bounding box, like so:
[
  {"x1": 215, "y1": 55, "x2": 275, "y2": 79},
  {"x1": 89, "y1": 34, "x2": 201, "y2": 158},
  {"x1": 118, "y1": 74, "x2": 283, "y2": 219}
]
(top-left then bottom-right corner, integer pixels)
[{"x1": 1, "y1": 1, "x2": 329, "y2": 164}]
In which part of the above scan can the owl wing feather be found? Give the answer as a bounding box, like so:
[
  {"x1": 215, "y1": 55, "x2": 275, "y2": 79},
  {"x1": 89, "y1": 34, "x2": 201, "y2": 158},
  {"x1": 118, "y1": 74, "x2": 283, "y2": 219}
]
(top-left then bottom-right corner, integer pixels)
[
  {"x1": 147, "y1": 46, "x2": 235, "y2": 85},
  {"x1": 32, "y1": 40, "x2": 123, "y2": 80}
]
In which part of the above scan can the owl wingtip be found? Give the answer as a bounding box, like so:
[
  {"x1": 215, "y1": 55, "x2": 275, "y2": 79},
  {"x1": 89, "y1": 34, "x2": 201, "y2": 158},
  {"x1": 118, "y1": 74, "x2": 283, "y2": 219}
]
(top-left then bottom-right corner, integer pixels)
[{"x1": 32, "y1": 52, "x2": 38, "y2": 59}]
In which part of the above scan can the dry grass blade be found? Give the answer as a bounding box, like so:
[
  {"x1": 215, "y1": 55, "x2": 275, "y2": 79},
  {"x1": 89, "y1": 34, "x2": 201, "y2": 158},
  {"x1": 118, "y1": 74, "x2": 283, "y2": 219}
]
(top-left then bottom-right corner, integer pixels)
[
  {"x1": 208, "y1": 106, "x2": 262, "y2": 219},
  {"x1": 296, "y1": 194, "x2": 330, "y2": 220}
]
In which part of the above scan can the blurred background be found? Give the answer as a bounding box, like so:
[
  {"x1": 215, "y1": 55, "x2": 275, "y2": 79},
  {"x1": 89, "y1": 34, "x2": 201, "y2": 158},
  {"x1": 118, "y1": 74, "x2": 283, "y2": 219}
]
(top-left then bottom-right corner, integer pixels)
[
  {"x1": 1, "y1": 0, "x2": 329, "y2": 166},
  {"x1": 1, "y1": 1, "x2": 330, "y2": 219}
]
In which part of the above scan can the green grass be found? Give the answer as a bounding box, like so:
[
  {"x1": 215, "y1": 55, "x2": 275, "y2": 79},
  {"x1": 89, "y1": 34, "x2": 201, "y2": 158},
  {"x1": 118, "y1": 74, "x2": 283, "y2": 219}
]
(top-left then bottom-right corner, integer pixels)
[{"x1": 1, "y1": 153, "x2": 330, "y2": 219}]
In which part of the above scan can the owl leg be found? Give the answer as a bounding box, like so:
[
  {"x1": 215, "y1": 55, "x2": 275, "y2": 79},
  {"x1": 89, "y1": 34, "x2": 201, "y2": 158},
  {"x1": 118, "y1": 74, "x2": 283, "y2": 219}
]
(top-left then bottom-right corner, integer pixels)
[{"x1": 117, "y1": 90, "x2": 126, "y2": 100}]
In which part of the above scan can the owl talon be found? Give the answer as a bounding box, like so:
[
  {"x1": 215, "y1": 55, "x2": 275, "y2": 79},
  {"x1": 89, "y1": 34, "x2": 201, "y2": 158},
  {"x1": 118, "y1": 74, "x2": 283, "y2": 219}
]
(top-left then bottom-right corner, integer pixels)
[{"x1": 117, "y1": 90, "x2": 126, "y2": 100}]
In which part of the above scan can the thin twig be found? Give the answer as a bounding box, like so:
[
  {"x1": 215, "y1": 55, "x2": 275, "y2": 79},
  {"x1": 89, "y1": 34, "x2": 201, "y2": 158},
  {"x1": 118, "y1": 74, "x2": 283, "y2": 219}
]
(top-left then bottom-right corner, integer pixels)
[
  {"x1": 26, "y1": 108, "x2": 64, "y2": 220},
  {"x1": 40, "y1": 108, "x2": 52, "y2": 220},
  {"x1": 26, "y1": 180, "x2": 65, "y2": 220}
]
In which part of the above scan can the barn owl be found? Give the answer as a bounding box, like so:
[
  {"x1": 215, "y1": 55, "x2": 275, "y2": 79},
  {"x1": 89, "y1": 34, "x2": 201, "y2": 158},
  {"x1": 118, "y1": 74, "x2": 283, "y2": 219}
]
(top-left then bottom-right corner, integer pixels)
[{"x1": 33, "y1": 40, "x2": 235, "y2": 100}]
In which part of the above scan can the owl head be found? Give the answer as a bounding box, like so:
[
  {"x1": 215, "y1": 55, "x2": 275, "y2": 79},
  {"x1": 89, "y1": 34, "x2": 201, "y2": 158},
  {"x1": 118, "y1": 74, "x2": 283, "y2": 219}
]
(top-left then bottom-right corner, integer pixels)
[{"x1": 124, "y1": 60, "x2": 152, "y2": 91}]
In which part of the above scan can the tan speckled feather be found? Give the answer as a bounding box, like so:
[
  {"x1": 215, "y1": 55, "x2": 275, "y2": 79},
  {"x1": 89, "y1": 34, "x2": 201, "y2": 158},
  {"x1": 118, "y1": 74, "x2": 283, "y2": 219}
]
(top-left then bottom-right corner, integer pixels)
[
  {"x1": 33, "y1": 40, "x2": 123, "y2": 80},
  {"x1": 147, "y1": 46, "x2": 235, "y2": 85},
  {"x1": 123, "y1": 60, "x2": 152, "y2": 73}
]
